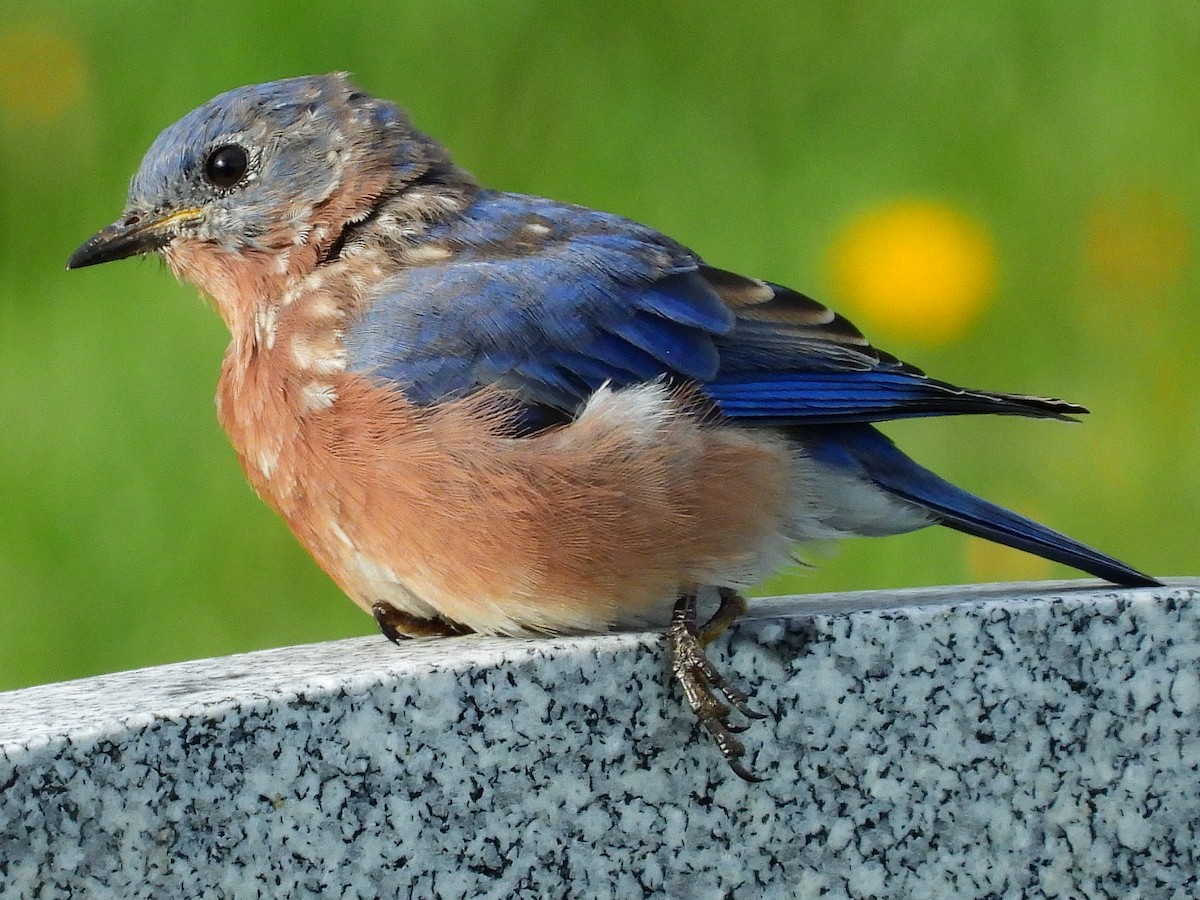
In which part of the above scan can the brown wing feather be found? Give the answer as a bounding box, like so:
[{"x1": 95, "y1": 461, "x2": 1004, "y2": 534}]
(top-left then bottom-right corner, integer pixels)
[{"x1": 699, "y1": 265, "x2": 925, "y2": 376}]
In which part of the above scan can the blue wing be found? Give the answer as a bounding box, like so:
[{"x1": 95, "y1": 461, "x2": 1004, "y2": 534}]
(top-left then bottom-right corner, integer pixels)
[
  {"x1": 343, "y1": 190, "x2": 1083, "y2": 428},
  {"x1": 344, "y1": 191, "x2": 730, "y2": 427}
]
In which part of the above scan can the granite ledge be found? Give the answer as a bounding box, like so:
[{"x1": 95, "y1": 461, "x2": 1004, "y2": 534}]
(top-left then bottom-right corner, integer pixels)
[{"x1": 1, "y1": 579, "x2": 1197, "y2": 898}]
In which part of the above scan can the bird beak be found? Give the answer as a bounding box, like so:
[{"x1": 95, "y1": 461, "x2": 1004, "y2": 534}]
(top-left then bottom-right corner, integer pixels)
[{"x1": 67, "y1": 208, "x2": 202, "y2": 270}]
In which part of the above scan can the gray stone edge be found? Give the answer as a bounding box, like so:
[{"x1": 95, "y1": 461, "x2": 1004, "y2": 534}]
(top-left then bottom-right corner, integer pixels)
[{"x1": 1, "y1": 578, "x2": 1193, "y2": 751}]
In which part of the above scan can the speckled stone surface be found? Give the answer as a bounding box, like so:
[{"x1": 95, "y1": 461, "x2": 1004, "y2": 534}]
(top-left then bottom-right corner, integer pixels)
[{"x1": 1, "y1": 581, "x2": 1197, "y2": 898}]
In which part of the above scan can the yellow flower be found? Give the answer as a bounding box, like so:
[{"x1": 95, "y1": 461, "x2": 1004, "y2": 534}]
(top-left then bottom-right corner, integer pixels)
[{"x1": 828, "y1": 199, "x2": 997, "y2": 344}]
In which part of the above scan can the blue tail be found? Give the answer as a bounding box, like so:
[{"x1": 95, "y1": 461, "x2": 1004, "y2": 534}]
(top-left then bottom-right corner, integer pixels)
[{"x1": 812, "y1": 425, "x2": 1160, "y2": 588}]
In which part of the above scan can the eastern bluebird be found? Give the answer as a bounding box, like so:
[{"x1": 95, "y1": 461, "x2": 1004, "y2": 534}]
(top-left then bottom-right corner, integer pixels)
[{"x1": 68, "y1": 74, "x2": 1158, "y2": 781}]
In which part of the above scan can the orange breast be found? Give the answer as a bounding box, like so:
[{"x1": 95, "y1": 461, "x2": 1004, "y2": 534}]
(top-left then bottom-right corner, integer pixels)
[{"x1": 215, "y1": 304, "x2": 791, "y2": 636}]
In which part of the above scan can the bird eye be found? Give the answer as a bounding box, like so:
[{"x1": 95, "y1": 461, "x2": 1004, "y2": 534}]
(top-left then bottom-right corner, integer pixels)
[{"x1": 204, "y1": 145, "x2": 249, "y2": 189}]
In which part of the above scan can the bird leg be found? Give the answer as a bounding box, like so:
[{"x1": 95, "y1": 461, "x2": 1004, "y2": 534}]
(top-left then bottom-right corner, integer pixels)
[
  {"x1": 667, "y1": 590, "x2": 767, "y2": 782},
  {"x1": 372, "y1": 601, "x2": 470, "y2": 643}
]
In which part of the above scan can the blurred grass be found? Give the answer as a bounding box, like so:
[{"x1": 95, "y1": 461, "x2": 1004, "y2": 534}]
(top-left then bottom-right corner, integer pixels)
[{"x1": 1, "y1": 2, "x2": 1197, "y2": 690}]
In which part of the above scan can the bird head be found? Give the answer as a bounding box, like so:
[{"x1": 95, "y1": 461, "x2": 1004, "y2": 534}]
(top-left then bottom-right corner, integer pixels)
[{"x1": 68, "y1": 74, "x2": 464, "y2": 315}]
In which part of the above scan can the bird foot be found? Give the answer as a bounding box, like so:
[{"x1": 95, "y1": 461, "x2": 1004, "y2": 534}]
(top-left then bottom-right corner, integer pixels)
[
  {"x1": 667, "y1": 589, "x2": 767, "y2": 782},
  {"x1": 372, "y1": 601, "x2": 470, "y2": 643}
]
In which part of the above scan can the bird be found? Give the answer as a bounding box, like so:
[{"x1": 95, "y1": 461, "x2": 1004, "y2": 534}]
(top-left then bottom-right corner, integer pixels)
[{"x1": 68, "y1": 73, "x2": 1158, "y2": 781}]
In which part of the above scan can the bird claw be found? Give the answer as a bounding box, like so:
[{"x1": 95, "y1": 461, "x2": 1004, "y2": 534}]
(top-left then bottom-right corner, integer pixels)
[{"x1": 667, "y1": 590, "x2": 768, "y2": 782}]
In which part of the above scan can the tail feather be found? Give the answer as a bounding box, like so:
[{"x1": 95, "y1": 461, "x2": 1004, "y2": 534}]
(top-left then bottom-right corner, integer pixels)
[{"x1": 832, "y1": 426, "x2": 1161, "y2": 588}]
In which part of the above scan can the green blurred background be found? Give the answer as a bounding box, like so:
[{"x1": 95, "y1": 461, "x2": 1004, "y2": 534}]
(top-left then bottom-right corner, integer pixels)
[{"x1": 1, "y1": 2, "x2": 1196, "y2": 691}]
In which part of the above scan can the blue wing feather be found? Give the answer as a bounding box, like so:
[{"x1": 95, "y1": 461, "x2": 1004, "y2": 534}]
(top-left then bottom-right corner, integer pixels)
[{"x1": 703, "y1": 371, "x2": 1081, "y2": 423}]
